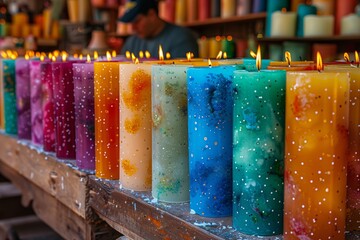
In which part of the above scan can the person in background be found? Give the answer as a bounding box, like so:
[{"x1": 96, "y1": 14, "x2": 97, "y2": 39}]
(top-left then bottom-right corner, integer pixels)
[{"x1": 118, "y1": 0, "x2": 199, "y2": 59}]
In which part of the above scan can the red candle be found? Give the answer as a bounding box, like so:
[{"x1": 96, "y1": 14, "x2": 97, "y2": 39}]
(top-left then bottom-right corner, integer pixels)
[
  {"x1": 198, "y1": 0, "x2": 210, "y2": 21},
  {"x1": 335, "y1": 0, "x2": 357, "y2": 35}
]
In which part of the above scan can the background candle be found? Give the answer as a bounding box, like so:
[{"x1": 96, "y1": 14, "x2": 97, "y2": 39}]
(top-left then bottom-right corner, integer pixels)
[
  {"x1": 211, "y1": 0, "x2": 221, "y2": 18},
  {"x1": 119, "y1": 63, "x2": 152, "y2": 191},
  {"x1": 41, "y1": 62, "x2": 55, "y2": 152},
  {"x1": 336, "y1": 0, "x2": 357, "y2": 34},
  {"x1": 94, "y1": 61, "x2": 120, "y2": 180},
  {"x1": 341, "y1": 14, "x2": 360, "y2": 36},
  {"x1": 3, "y1": 58, "x2": 17, "y2": 135},
  {"x1": 271, "y1": 10, "x2": 297, "y2": 37},
  {"x1": 198, "y1": 0, "x2": 210, "y2": 20},
  {"x1": 304, "y1": 15, "x2": 334, "y2": 37},
  {"x1": 175, "y1": 0, "x2": 186, "y2": 24},
  {"x1": 291, "y1": 0, "x2": 306, "y2": 11},
  {"x1": 152, "y1": 65, "x2": 190, "y2": 202},
  {"x1": 312, "y1": 0, "x2": 334, "y2": 15},
  {"x1": 284, "y1": 71, "x2": 349, "y2": 239},
  {"x1": 232, "y1": 69, "x2": 286, "y2": 236},
  {"x1": 73, "y1": 62, "x2": 95, "y2": 172},
  {"x1": 296, "y1": 4, "x2": 317, "y2": 37},
  {"x1": 236, "y1": 0, "x2": 251, "y2": 16},
  {"x1": 265, "y1": 0, "x2": 290, "y2": 36},
  {"x1": 186, "y1": 0, "x2": 197, "y2": 22},
  {"x1": 15, "y1": 58, "x2": 31, "y2": 140},
  {"x1": 0, "y1": 58, "x2": 4, "y2": 129},
  {"x1": 52, "y1": 61, "x2": 77, "y2": 159},
  {"x1": 221, "y1": 0, "x2": 236, "y2": 18},
  {"x1": 252, "y1": 0, "x2": 266, "y2": 13},
  {"x1": 187, "y1": 65, "x2": 235, "y2": 217},
  {"x1": 30, "y1": 60, "x2": 43, "y2": 145}
]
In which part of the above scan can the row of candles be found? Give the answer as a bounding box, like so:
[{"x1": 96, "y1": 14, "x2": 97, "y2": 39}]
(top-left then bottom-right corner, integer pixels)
[{"x1": 0, "y1": 47, "x2": 359, "y2": 239}]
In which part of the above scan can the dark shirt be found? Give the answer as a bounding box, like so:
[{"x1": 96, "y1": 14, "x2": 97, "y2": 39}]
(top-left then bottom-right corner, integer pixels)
[{"x1": 120, "y1": 22, "x2": 199, "y2": 59}]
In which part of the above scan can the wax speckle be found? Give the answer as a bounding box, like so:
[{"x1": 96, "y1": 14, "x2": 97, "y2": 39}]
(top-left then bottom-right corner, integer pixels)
[
  {"x1": 125, "y1": 115, "x2": 141, "y2": 134},
  {"x1": 121, "y1": 159, "x2": 137, "y2": 176}
]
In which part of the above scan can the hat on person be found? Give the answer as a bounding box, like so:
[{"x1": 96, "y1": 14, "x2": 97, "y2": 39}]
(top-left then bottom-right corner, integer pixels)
[{"x1": 118, "y1": 0, "x2": 158, "y2": 23}]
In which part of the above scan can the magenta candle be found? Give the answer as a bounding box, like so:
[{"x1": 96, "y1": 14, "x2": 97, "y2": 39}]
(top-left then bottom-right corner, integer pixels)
[
  {"x1": 73, "y1": 62, "x2": 95, "y2": 172},
  {"x1": 30, "y1": 60, "x2": 43, "y2": 145},
  {"x1": 15, "y1": 58, "x2": 31, "y2": 140},
  {"x1": 52, "y1": 60, "x2": 77, "y2": 159},
  {"x1": 41, "y1": 62, "x2": 55, "y2": 152}
]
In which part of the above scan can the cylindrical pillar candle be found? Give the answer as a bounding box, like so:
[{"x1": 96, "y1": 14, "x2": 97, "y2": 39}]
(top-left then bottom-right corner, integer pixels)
[
  {"x1": 198, "y1": 0, "x2": 210, "y2": 20},
  {"x1": 284, "y1": 71, "x2": 349, "y2": 240},
  {"x1": 221, "y1": 0, "x2": 236, "y2": 18},
  {"x1": 312, "y1": 0, "x2": 334, "y2": 15},
  {"x1": 304, "y1": 15, "x2": 334, "y2": 37},
  {"x1": 175, "y1": 0, "x2": 186, "y2": 24},
  {"x1": 0, "y1": 59, "x2": 4, "y2": 130},
  {"x1": 15, "y1": 58, "x2": 31, "y2": 140},
  {"x1": 3, "y1": 59, "x2": 17, "y2": 135},
  {"x1": 271, "y1": 10, "x2": 297, "y2": 37},
  {"x1": 30, "y1": 60, "x2": 43, "y2": 145},
  {"x1": 52, "y1": 61, "x2": 77, "y2": 159},
  {"x1": 187, "y1": 65, "x2": 235, "y2": 217},
  {"x1": 73, "y1": 62, "x2": 95, "y2": 172},
  {"x1": 265, "y1": 0, "x2": 290, "y2": 36},
  {"x1": 94, "y1": 61, "x2": 120, "y2": 180},
  {"x1": 232, "y1": 69, "x2": 286, "y2": 236},
  {"x1": 252, "y1": 0, "x2": 266, "y2": 13},
  {"x1": 41, "y1": 62, "x2": 55, "y2": 152},
  {"x1": 336, "y1": 0, "x2": 357, "y2": 35},
  {"x1": 341, "y1": 14, "x2": 360, "y2": 36},
  {"x1": 236, "y1": 0, "x2": 251, "y2": 16},
  {"x1": 119, "y1": 63, "x2": 152, "y2": 191},
  {"x1": 186, "y1": 0, "x2": 197, "y2": 22},
  {"x1": 211, "y1": 0, "x2": 221, "y2": 18},
  {"x1": 296, "y1": 4, "x2": 317, "y2": 37},
  {"x1": 151, "y1": 65, "x2": 190, "y2": 202}
]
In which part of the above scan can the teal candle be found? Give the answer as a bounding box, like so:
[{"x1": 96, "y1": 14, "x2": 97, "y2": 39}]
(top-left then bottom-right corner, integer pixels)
[
  {"x1": 265, "y1": 0, "x2": 290, "y2": 36},
  {"x1": 297, "y1": 4, "x2": 317, "y2": 37},
  {"x1": 232, "y1": 69, "x2": 286, "y2": 236},
  {"x1": 2, "y1": 59, "x2": 17, "y2": 134},
  {"x1": 283, "y1": 41, "x2": 311, "y2": 61},
  {"x1": 152, "y1": 65, "x2": 190, "y2": 203},
  {"x1": 243, "y1": 58, "x2": 272, "y2": 71}
]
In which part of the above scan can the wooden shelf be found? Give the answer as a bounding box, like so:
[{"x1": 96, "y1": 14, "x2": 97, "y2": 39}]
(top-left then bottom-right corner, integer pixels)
[{"x1": 258, "y1": 35, "x2": 360, "y2": 43}]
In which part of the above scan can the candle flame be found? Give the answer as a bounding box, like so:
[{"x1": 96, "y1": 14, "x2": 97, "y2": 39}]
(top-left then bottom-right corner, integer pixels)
[
  {"x1": 131, "y1": 53, "x2": 136, "y2": 61},
  {"x1": 0, "y1": 51, "x2": 7, "y2": 58},
  {"x1": 94, "y1": 51, "x2": 98, "y2": 60},
  {"x1": 250, "y1": 50, "x2": 256, "y2": 59},
  {"x1": 208, "y1": 58, "x2": 212, "y2": 67},
  {"x1": 344, "y1": 52, "x2": 350, "y2": 62},
  {"x1": 159, "y1": 45, "x2": 164, "y2": 60},
  {"x1": 53, "y1": 50, "x2": 60, "y2": 57},
  {"x1": 79, "y1": 54, "x2": 83, "y2": 60},
  {"x1": 139, "y1": 50, "x2": 144, "y2": 58},
  {"x1": 73, "y1": 53, "x2": 79, "y2": 59},
  {"x1": 112, "y1": 50, "x2": 116, "y2": 57},
  {"x1": 227, "y1": 35, "x2": 233, "y2": 41},
  {"x1": 25, "y1": 54, "x2": 29, "y2": 60},
  {"x1": 134, "y1": 58, "x2": 139, "y2": 64},
  {"x1": 52, "y1": 56, "x2": 56, "y2": 62},
  {"x1": 87, "y1": 54, "x2": 91, "y2": 63},
  {"x1": 285, "y1": 51, "x2": 291, "y2": 66},
  {"x1": 355, "y1": 51, "x2": 359, "y2": 68},
  {"x1": 223, "y1": 52, "x2": 228, "y2": 59},
  {"x1": 106, "y1": 51, "x2": 112, "y2": 61},
  {"x1": 48, "y1": 53, "x2": 53, "y2": 59},
  {"x1": 40, "y1": 55, "x2": 45, "y2": 61},
  {"x1": 35, "y1": 52, "x2": 41, "y2": 58},
  {"x1": 62, "y1": 53, "x2": 67, "y2": 62},
  {"x1": 281, "y1": 8, "x2": 287, "y2": 13},
  {"x1": 166, "y1": 52, "x2": 171, "y2": 59},
  {"x1": 186, "y1": 52, "x2": 191, "y2": 61},
  {"x1": 145, "y1": 51, "x2": 151, "y2": 59},
  {"x1": 256, "y1": 45, "x2": 261, "y2": 71},
  {"x1": 316, "y1": 51, "x2": 323, "y2": 72},
  {"x1": 125, "y1": 51, "x2": 131, "y2": 59},
  {"x1": 216, "y1": 51, "x2": 223, "y2": 59}
]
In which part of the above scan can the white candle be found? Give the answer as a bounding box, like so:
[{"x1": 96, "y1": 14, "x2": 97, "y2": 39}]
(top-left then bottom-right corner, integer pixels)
[
  {"x1": 271, "y1": 10, "x2": 297, "y2": 37},
  {"x1": 341, "y1": 14, "x2": 360, "y2": 35},
  {"x1": 304, "y1": 15, "x2": 334, "y2": 37}
]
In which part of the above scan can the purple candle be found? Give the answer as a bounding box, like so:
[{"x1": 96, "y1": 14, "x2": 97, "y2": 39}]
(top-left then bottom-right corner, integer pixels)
[
  {"x1": 73, "y1": 61, "x2": 95, "y2": 172},
  {"x1": 52, "y1": 60, "x2": 77, "y2": 159},
  {"x1": 30, "y1": 60, "x2": 43, "y2": 145},
  {"x1": 15, "y1": 58, "x2": 31, "y2": 140},
  {"x1": 41, "y1": 62, "x2": 55, "y2": 152}
]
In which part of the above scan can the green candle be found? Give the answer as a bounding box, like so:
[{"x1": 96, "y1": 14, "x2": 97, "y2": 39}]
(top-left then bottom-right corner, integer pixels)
[{"x1": 2, "y1": 58, "x2": 17, "y2": 134}]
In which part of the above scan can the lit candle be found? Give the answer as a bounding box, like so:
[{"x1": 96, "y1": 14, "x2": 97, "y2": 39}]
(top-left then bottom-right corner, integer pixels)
[
  {"x1": 94, "y1": 60, "x2": 120, "y2": 180},
  {"x1": 73, "y1": 58, "x2": 95, "y2": 172},
  {"x1": 119, "y1": 63, "x2": 152, "y2": 191},
  {"x1": 271, "y1": 9, "x2": 297, "y2": 37},
  {"x1": 152, "y1": 64, "x2": 190, "y2": 202},
  {"x1": 284, "y1": 53, "x2": 349, "y2": 239},
  {"x1": 3, "y1": 58, "x2": 17, "y2": 135},
  {"x1": 304, "y1": 15, "x2": 334, "y2": 37},
  {"x1": 232, "y1": 47, "x2": 286, "y2": 235},
  {"x1": 15, "y1": 58, "x2": 31, "y2": 140},
  {"x1": 187, "y1": 64, "x2": 236, "y2": 217}
]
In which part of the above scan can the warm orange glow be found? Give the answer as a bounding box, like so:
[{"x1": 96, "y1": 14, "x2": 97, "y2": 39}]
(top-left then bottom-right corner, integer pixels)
[
  {"x1": 159, "y1": 45, "x2": 164, "y2": 60},
  {"x1": 145, "y1": 51, "x2": 151, "y2": 59},
  {"x1": 79, "y1": 54, "x2": 83, "y2": 60},
  {"x1": 112, "y1": 50, "x2": 116, "y2": 57},
  {"x1": 139, "y1": 51, "x2": 144, "y2": 58},
  {"x1": 166, "y1": 52, "x2": 171, "y2": 59},
  {"x1": 87, "y1": 54, "x2": 91, "y2": 63},
  {"x1": 250, "y1": 50, "x2": 256, "y2": 58},
  {"x1": 227, "y1": 35, "x2": 233, "y2": 41},
  {"x1": 53, "y1": 50, "x2": 60, "y2": 57},
  {"x1": 344, "y1": 52, "x2": 350, "y2": 62},
  {"x1": 25, "y1": 54, "x2": 29, "y2": 60},
  {"x1": 106, "y1": 51, "x2": 112, "y2": 61},
  {"x1": 35, "y1": 52, "x2": 41, "y2": 58},
  {"x1": 215, "y1": 35, "x2": 221, "y2": 41},
  {"x1": 256, "y1": 45, "x2": 261, "y2": 71},
  {"x1": 281, "y1": 8, "x2": 287, "y2": 13},
  {"x1": 0, "y1": 51, "x2": 7, "y2": 58},
  {"x1": 285, "y1": 51, "x2": 291, "y2": 66},
  {"x1": 186, "y1": 52, "x2": 191, "y2": 61},
  {"x1": 216, "y1": 51, "x2": 223, "y2": 59},
  {"x1": 73, "y1": 53, "x2": 79, "y2": 59},
  {"x1": 223, "y1": 52, "x2": 228, "y2": 59},
  {"x1": 134, "y1": 58, "x2": 139, "y2": 64},
  {"x1": 94, "y1": 51, "x2": 98, "y2": 60},
  {"x1": 62, "y1": 53, "x2": 67, "y2": 62},
  {"x1": 131, "y1": 53, "x2": 136, "y2": 61},
  {"x1": 40, "y1": 55, "x2": 45, "y2": 61},
  {"x1": 125, "y1": 51, "x2": 131, "y2": 59},
  {"x1": 52, "y1": 56, "x2": 56, "y2": 62},
  {"x1": 355, "y1": 51, "x2": 359, "y2": 68},
  {"x1": 316, "y1": 51, "x2": 323, "y2": 71},
  {"x1": 208, "y1": 58, "x2": 212, "y2": 67}
]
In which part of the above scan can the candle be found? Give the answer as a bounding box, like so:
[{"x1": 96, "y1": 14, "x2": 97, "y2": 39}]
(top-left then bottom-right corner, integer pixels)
[
  {"x1": 341, "y1": 14, "x2": 360, "y2": 36},
  {"x1": 284, "y1": 60, "x2": 349, "y2": 239},
  {"x1": 236, "y1": 0, "x2": 251, "y2": 16},
  {"x1": 198, "y1": 36, "x2": 209, "y2": 58},
  {"x1": 221, "y1": 0, "x2": 236, "y2": 18},
  {"x1": 119, "y1": 63, "x2": 152, "y2": 191},
  {"x1": 0, "y1": 59, "x2": 4, "y2": 129},
  {"x1": 94, "y1": 61, "x2": 120, "y2": 180},
  {"x1": 73, "y1": 62, "x2": 95, "y2": 172},
  {"x1": 15, "y1": 58, "x2": 31, "y2": 140},
  {"x1": 296, "y1": 4, "x2": 317, "y2": 37},
  {"x1": 243, "y1": 58, "x2": 272, "y2": 71},
  {"x1": 304, "y1": 15, "x2": 334, "y2": 37},
  {"x1": 312, "y1": 0, "x2": 334, "y2": 15},
  {"x1": 271, "y1": 9, "x2": 297, "y2": 37},
  {"x1": 336, "y1": 0, "x2": 357, "y2": 34},
  {"x1": 29, "y1": 60, "x2": 43, "y2": 145},
  {"x1": 221, "y1": 36, "x2": 235, "y2": 59},
  {"x1": 208, "y1": 36, "x2": 222, "y2": 58},
  {"x1": 3, "y1": 58, "x2": 17, "y2": 135},
  {"x1": 265, "y1": 0, "x2": 290, "y2": 36},
  {"x1": 252, "y1": 0, "x2": 266, "y2": 13},
  {"x1": 232, "y1": 68, "x2": 286, "y2": 236},
  {"x1": 41, "y1": 62, "x2": 55, "y2": 152},
  {"x1": 52, "y1": 60, "x2": 77, "y2": 159},
  {"x1": 152, "y1": 65, "x2": 190, "y2": 202},
  {"x1": 187, "y1": 65, "x2": 235, "y2": 217},
  {"x1": 211, "y1": 0, "x2": 221, "y2": 18},
  {"x1": 291, "y1": 0, "x2": 306, "y2": 11},
  {"x1": 175, "y1": 0, "x2": 186, "y2": 24},
  {"x1": 198, "y1": 0, "x2": 210, "y2": 20},
  {"x1": 187, "y1": 0, "x2": 198, "y2": 22}
]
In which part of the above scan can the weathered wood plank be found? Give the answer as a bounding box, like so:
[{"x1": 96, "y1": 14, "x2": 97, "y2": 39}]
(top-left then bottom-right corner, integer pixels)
[{"x1": 0, "y1": 133, "x2": 87, "y2": 218}]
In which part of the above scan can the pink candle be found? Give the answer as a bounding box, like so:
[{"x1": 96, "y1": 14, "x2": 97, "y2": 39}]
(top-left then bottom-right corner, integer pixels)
[{"x1": 30, "y1": 60, "x2": 43, "y2": 145}]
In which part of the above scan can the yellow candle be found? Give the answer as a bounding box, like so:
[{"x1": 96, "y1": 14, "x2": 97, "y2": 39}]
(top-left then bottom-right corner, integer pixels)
[
  {"x1": 197, "y1": 36, "x2": 209, "y2": 58},
  {"x1": 221, "y1": 0, "x2": 236, "y2": 18},
  {"x1": 175, "y1": 0, "x2": 186, "y2": 24},
  {"x1": 208, "y1": 36, "x2": 222, "y2": 59},
  {"x1": 119, "y1": 63, "x2": 152, "y2": 191}
]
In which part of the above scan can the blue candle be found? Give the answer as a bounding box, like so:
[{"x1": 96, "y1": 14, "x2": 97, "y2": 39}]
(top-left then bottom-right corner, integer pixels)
[
  {"x1": 232, "y1": 69, "x2": 286, "y2": 235},
  {"x1": 265, "y1": 0, "x2": 290, "y2": 36},
  {"x1": 297, "y1": 4, "x2": 317, "y2": 37},
  {"x1": 252, "y1": 0, "x2": 266, "y2": 13},
  {"x1": 187, "y1": 65, "x2": 235, "y2": 217},
  {"x1": 3, "y1": 59, "x2": 17, "y2": 135}
]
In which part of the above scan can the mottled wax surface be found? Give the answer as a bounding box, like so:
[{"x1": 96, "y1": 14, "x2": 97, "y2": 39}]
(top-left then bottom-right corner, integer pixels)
[
  {"x1": 30, "y1": 60, "x2": 43, "y2": 145},
  {"x1": 3, "y1": 59, "x2": 17, "y2": 134}
]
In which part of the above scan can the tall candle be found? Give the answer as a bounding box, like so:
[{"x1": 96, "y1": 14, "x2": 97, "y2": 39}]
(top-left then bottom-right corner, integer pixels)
[
  {"x1": 284, "y1": 71, "x2": 349, "y2": 239},
  {"x1": 0, "y1": 59, "x2": 4, "y2": 130},
  {"x1": 30, "y1": 60, "x2": 43, "y2": 145},
  {"x1": 94, "y1": 61, "x2": 120, "y2": 180},
  {"x1": 73, "y1": 62, "x2": 95, "y2": 172},
  {"x1": 52, "y1": 61, "x2": 77, "y2": 159},
  {"x1": 119, "y1": 63, "x2": 152, "y2": 191},
  {"x1": 15, "y1": 58, "x2": 31, "y2": 140},
  {"x1": 41, "y1": 62, "x2": 55, "y2": 152},
  {"x1": 3, "y1": 59, "x2": 17, "y2": 135},
  {"x1": 296, "y1": 4, "x2": 317, "y2": 37},
  {"x1": 187, "y1": 0, "x2": 198, "y2": 22},
  {"x1": 271, "y1": 10, "x2": 297, "y2": 37},
  {"x1": 265, "y1": 0, "x2": 290, "y2": 36},
  {"x1": 211, "y1": 0, "x2": 221, "y2": 18},
  {"x1": 187, "y1": 65, "x2": 235, "y2": 217},
  {"x1": 175, "y1": 0, "x2": 186, "y2": 24},
  {"x1": 198, "y1": 0, "x2": 210, "y2": 20},
  {"x1": 152, "y1": 65, "x2": 190, "y2": 202},
  {"x1": 221, "y1": 0, "x2": 236, "y2": 18},
  {"x1": 304, "y1": 15, "x2": 334, "y2": 37}
]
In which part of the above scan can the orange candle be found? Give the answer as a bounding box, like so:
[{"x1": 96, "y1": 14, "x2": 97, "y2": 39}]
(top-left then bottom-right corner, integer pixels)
[{"x1": 94, "y1": 61, "x2": 120, "y2": 180}]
